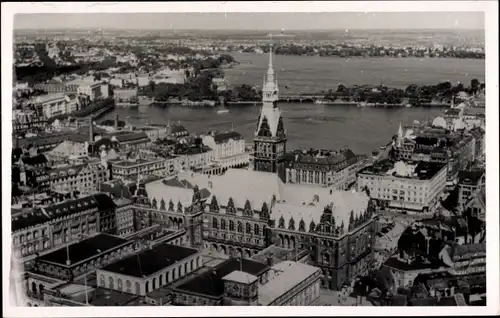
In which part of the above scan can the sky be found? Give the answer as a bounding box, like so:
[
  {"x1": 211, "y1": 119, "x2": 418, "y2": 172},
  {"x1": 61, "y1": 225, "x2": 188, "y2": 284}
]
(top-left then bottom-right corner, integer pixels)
[{"x1": 14, "y1": 12, "x2": 485, "y2": 30}]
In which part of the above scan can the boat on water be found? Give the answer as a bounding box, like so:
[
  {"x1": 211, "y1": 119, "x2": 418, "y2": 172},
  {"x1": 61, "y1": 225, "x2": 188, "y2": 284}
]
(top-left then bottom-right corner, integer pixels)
[
  {"x1": 405, "y1": 104, "x2": 412, "y2": 108},
  {"x1": 217, "y1": 109, "x2": 229, "y2": 114}
]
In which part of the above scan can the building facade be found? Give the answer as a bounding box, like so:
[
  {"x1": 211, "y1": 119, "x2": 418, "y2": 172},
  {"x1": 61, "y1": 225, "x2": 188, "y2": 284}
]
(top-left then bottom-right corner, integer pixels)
[
  {"x1": 96, "y1": 244, "x2": 202, "y2": 296},
  {"x1": 202, "y1": 131, "x2": 250, "y2": 171},
  {"x1": 285, "y1": 150, "x2": 367, "y2": 190},
  {"x1": 357, "y1": 160, "x2": 447, "y2": 213}
]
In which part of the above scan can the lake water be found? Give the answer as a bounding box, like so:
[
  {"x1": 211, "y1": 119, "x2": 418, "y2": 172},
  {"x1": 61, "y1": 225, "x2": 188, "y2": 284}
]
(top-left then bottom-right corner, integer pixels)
[
  {"x1": 111, "y1": 104, "x2": 444, "y2": 155},
  {"x1": 224, "y1": 52, "x2": 485, "y2": 93},
  {"x1": 110, "y1": 54, "x2": 482, "y2": 155}
]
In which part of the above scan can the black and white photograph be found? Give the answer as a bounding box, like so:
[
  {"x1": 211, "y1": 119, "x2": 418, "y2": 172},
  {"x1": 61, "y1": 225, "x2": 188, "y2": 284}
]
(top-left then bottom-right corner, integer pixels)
[{"x1": 2, "y1": 1, "x2": 499, "y2": 316}]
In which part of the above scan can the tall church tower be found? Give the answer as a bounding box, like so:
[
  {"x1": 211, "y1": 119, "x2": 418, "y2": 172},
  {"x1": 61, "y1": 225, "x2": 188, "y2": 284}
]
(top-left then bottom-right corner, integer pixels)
[{"x1": 253, "y1": 39, "x2": 287, "y2": 181}]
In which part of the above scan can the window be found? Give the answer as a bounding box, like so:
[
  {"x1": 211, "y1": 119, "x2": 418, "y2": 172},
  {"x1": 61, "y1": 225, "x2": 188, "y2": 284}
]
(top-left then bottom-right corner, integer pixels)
[
  {"x1": 126, "y1": 280, "x2": 132, "y2": 292},
  {"x1": 221, "y1": 219, "x2": 226, "y2": 230},
  {"x1": 237, "y1": 221, "x2": 243, "y2": 233},
  {"x1": 117, "y1": 278, "x2": 123, "y2": 291},
  {"x1": 108, "y1": 276, "x2": 114, "y2": 289},
  {"x1": 100, "y1": 275, "x2": 105, "y2": 287},
  {"x1": 229, "y1": 220, "x2": 235, "y2": 231},
  {"x1": 254, "y1": 224, "x2": 260, "y2": 235},
  {"x1": 212, "y1": 217, "x2": 218, "y2": 229}
]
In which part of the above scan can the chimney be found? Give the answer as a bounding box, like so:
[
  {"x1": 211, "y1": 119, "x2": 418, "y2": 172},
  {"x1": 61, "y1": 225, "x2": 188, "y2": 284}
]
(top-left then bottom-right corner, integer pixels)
[
  {"x1": 266, "y1": 253, "x2": 274, "y2": 267},
  {"x1": 88, "y1": 116, "x2": 94, "y2": 143}
]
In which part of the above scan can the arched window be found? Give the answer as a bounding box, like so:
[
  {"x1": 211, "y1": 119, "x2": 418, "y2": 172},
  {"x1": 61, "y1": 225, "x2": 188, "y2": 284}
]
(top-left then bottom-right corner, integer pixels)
[
  {"x1": 159, "y1": 274, "x2": 164, "y2": 286},
  {"x1": 117, "y1": 278, "x2": 123, "y2": 291},
  {"x1": 172, "y1": 270, "x2": 176, "y2": 280},
  {"x1": 184, "y1": 262, "x2": 188, "y2": 274},
  {"x1": 254, "y1": 224, "x2": 260, "y2": 235},
  {"x1": 190, "y1": 259, "x2": 194, "y2": 270},
  {"x1": 237, "y1": 221, "x2": 243, "y2": 233},
  {"x1": 100, "y1": 275, "x2": 105, "y2": 287},
  {"x1": 197, "y1": 257, "x2": 201, "y2": 268},
  {"x1": 229, "y1": 220, "x2": 235, "y2": 231},
  {"x1": 31, "y1": 282, "x2": 37, "y2": 294},
  {"x1": 108, "y1": 276, "x2": 114, "y2": 289},
  {"x1": 246, "y1": 223, "x2": 251, "y2": 234},
  {"x1": 39, "y1": 284, "x2": 45, "y2": 295},
  {"x1": 221, "y1": 219, "x2": 226, "y2": 230},
  {"x1": 152, "y1": 278, "x2": 157, "y2": 290},
  {"x1": 135, "y1": 282, "x2": 140, "y2": 295},
  {"x1": 126, "y1": 280, "x2": 132, "y2": 293},
  {"x1": 178, "y1": 266, "x2": 182, "y2": 277},
  {"x1": 212, "y1": 217, "x2": 218, "y2": 229},
  {"x1": 145, "y1": 281, "x2": 150, "y2": 293}
]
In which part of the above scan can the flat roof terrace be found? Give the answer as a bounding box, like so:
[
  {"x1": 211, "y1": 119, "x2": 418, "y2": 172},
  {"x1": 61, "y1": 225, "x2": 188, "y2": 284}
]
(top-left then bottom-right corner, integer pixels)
[{"x1": 358, "y1": 159, "x2": 446, "y2": 181}]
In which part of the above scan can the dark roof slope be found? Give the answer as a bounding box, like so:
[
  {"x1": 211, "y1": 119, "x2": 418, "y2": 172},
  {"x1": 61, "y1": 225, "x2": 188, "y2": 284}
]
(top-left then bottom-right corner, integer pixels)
[
  {"x1": 101, "y1": 244, "x2": 198, "y2": 278},
  {"x1": 38, "y1": 234, "x2": 129, "y2": 265},
  {"x1": 213, "y1": 131, "x2": 243, "y2": 144},
  {"x1": 175, "y1": 258, "x2": 269, "y2": 298}
]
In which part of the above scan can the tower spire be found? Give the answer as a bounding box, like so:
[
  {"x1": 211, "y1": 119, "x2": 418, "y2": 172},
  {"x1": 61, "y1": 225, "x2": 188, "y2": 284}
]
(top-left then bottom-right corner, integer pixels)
[{"x1": 267, "y1": 33, "x2": 275, "y2": 82}]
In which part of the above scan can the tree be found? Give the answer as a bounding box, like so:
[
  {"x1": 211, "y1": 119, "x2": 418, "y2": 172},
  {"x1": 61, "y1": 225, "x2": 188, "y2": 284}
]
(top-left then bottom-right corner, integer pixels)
[
  {"x1": 470, "y1": 78, "x2": 480, "y2": 94},
  {"x1": 337, "y1": 83, "x2": 347, "y2": 93}
]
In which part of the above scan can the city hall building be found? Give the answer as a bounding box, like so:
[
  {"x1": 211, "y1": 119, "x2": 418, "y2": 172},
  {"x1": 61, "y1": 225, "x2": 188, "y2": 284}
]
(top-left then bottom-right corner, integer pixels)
[{"x1": 129, "y1": 47, "x2": 377, "y2": 291}]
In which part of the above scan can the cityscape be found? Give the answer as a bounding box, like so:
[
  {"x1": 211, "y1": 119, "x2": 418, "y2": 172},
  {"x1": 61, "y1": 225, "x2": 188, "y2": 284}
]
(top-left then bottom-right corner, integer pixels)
[{"x1": 8, "y1": 9, "x2": 491, "y2": 309}]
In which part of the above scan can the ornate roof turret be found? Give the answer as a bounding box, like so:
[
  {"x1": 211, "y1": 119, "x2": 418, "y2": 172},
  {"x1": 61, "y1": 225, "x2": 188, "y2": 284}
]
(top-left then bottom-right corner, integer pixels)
[
  {"x1": 160, "y1": 198, "x2": 166, "y2": 211},
  {"x1": 226, "y1": 197, "x2": 236, "y2": 215},
  {"x1": 278, "y1": 215, "x2": 285, "y2": 228},
  {"x1": 288, "y1": 217, "x2": 295, "y2": 231},
  {"x1": 151, "y1": 197, "x2": 157, "y2": 209},
  {"x1": 177, "y1": 201, "x2": 183, "y2": 213},
  {"x1": 243, "y1": 199, "x2": 253, "y2": 217},
  {"x1": 192, "y1": 185, "x2": 201, "y2": 203},
  {"x1": 348, "y1": 210, "x2": 355, "y2": 232},
  {"x1": 309, "y1": 220, "x2": 316, "y2": 233},
  {"x1": 168, "y1": 199, "x2": 174, "y2": 212},
  {"x1": 260, "y1": 202, "x2": 270, "y2": 220},
  {"x1": 299, "y1": 218, "x2": 306, "y2": 232},
  {"x1": 210, "y1": 195, "x2": 219, "y2": 213}
]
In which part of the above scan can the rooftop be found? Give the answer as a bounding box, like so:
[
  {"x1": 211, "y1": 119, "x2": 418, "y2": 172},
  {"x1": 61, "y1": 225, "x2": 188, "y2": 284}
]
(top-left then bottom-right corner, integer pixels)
[
  {"x1": 113, "y1": 158, "x2": 163, "y2": 167},
  {"x1": 212, "y1": 131, "x2": 243, "y2": 144},
  {"x1": 291, "y1": 149, "x2": 357, "y2": 168},
  {"x1": 258, "y1": 261, "x2": 320, "y2": 306},
  {"x1": 175, "y1": 258, "x2": 269, "y2": 298},
  {"x1": 88, "y1": 287, "x2": 141, "y2": 306},
  {"x1": 359, "y1": 159, "x2": 446, "y2": 180},
  {"x1": 100, "y1": 243, "x2": 198, "y2": 278},
  {"x1": 11, "y1": 193, "x2": 116, "y2": 232},
  {"x1": 38, "y1": 234, "x2": 129, "y2": 266},
  {"x1": 180, "y1": 169, "x2": 371, "y2": 233},
  {"x1": 222, "y1": 270, "x2": 258, "y2": 284},
  {"x1": 458, "y1": 169, "x2": 485, "y2": 186}
]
